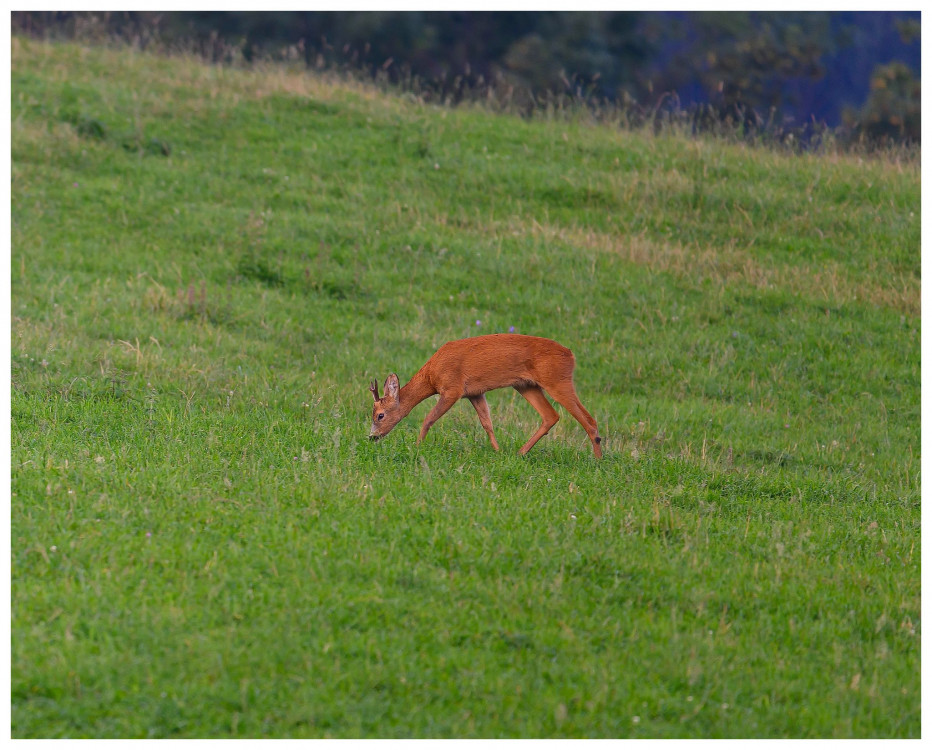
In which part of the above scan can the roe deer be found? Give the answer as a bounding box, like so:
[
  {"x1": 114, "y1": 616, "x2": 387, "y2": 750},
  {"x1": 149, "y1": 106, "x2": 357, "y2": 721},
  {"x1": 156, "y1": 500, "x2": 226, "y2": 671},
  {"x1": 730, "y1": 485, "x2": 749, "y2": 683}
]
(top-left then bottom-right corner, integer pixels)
[{"x1": 368, "y1": 334, "x2": 602, "y2": 457}]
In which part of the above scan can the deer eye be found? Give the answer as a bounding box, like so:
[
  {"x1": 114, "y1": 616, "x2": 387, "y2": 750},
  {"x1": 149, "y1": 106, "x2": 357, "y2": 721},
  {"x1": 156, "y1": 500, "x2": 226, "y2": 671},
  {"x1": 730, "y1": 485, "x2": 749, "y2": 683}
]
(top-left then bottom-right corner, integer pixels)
[{"x1": 377, "y1": 413, "x2": 385, "y2": 420}]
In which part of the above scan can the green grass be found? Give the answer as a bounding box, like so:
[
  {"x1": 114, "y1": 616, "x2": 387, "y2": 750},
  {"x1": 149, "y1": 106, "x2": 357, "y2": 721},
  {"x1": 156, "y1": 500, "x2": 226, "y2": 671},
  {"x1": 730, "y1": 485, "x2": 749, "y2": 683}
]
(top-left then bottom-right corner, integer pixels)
[{"x1": 11, "y1": 38, "x2": 920, "y2": 738}]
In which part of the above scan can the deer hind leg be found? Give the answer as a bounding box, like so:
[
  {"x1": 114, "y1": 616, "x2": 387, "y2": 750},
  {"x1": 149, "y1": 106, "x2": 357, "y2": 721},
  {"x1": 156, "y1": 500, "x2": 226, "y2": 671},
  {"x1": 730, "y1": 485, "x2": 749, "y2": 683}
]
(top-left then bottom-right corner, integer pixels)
[
  {"x1": 543, "y1": 381, "x2": 603, "y2": 458},
  {"x1": 515, "y1": 385, "x2": 560, "y2": 456},
  {"x1": 418, "y1": 392, "x2": 459, "y2": 444},
  {"x1": 468, "y1": 394, "x2": 499, "y2": 450}
]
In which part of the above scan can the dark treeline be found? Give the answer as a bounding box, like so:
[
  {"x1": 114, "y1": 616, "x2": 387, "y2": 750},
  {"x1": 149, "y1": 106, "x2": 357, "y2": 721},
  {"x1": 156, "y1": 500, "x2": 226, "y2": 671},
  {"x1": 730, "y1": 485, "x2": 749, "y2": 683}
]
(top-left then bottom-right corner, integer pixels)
[{"x1": 13, "y1": 10, "x2": 921, "y2": 145}]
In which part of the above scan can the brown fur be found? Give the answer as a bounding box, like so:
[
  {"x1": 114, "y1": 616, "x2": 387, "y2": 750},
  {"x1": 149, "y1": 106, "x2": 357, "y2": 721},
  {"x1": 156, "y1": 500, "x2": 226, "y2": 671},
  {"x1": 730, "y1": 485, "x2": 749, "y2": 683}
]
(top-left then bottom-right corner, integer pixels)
[{"x1": 369, "y1": 334, "x2": 602, "y2": 457}]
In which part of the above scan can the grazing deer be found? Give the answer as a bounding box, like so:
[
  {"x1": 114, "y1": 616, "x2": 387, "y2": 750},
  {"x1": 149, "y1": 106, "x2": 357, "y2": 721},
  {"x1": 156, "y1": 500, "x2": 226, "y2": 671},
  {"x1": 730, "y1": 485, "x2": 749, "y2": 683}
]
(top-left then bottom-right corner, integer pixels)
[{"x1": 368, "y1": 334, "x2": 603, "y2": 457}]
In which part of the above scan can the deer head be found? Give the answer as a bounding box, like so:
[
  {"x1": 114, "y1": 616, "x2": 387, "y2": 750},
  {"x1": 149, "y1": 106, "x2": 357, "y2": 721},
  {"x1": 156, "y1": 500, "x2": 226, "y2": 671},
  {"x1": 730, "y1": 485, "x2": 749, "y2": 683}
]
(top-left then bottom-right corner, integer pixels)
[{"x1": 369, "y1": 373, "x2": 402, "y2": 440}]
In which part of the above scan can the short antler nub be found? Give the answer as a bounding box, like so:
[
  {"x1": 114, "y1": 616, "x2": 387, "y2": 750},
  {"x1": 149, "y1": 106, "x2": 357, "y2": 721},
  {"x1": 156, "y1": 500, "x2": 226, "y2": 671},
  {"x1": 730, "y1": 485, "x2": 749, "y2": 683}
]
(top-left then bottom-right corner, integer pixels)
[{"x1": 369, "y1": 379, "x2": 380, "y2": 401}]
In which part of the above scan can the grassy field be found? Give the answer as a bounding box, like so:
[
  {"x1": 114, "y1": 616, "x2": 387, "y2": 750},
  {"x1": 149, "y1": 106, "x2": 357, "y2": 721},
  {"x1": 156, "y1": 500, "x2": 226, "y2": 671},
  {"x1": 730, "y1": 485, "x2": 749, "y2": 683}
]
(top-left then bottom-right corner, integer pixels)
[{"x1": 10, "y1": 37, "x2": 920, "y2": 738}]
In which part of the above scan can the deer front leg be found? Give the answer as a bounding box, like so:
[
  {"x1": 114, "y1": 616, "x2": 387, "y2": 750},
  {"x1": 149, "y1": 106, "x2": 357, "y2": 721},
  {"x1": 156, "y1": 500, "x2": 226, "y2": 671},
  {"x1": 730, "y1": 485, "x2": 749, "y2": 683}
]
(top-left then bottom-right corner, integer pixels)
[
  {"x1": 515, "y1": 385, "x2": 560, "y2": 456},
  {"x1": 418, "y1": 392, "x2": 459, "y2": 444},
  {"x1": 469, "y1": 394, "x2": 499, "y2": 450}
]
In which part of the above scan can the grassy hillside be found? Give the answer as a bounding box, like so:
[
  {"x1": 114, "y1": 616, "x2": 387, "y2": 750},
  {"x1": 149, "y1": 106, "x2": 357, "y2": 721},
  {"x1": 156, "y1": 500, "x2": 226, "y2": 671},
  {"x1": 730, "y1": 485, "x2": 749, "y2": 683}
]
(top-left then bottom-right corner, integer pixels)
[{"x1": 10, "y1": 38, "x2": 920, "y2": 738}]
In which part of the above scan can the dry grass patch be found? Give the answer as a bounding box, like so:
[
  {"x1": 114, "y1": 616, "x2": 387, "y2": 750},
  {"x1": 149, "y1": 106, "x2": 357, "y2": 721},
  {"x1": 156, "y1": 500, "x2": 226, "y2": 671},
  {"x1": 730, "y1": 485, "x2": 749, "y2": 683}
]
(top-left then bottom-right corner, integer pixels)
[{"x1": 523, "y1": 222, "x2": 918, "y2": 316}]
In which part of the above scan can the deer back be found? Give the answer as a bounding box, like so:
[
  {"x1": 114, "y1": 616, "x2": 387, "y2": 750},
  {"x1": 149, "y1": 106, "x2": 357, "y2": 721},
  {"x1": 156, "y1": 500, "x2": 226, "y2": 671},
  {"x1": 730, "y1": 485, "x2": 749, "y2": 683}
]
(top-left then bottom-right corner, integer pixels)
[{"x1": 425, "y1": 334, "x2": 575, "y2": 396}]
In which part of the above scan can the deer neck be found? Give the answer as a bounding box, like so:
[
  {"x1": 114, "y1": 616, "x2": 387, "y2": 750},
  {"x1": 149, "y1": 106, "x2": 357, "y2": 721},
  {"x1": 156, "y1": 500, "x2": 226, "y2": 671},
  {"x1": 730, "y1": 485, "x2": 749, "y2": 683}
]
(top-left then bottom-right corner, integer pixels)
[{"x1": 398, "y1": 369, "x2": 436, "y2": 417}]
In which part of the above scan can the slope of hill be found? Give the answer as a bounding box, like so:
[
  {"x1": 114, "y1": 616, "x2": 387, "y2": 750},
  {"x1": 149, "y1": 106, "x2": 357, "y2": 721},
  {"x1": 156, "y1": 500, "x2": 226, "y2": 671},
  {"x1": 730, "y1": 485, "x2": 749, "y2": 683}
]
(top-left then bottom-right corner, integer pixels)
[{"x1": 11, "y1": 38, "x2": 919, "y2": 738}]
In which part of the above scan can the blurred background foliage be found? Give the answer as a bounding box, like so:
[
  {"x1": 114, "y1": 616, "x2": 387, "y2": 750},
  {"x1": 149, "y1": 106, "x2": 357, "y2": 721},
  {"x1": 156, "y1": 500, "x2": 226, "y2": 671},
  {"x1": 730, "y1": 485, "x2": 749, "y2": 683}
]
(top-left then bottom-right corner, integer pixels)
[{"x1": 12, "y1": 10, "x2": 920, "y2": 145}]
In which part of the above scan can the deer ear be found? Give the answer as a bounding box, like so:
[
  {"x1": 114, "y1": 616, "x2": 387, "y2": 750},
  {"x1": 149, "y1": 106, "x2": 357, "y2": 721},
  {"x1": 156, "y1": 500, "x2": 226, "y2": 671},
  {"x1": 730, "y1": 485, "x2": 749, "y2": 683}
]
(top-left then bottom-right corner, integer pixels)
[{"x1": 384, "y1": 373, "x2": 400, "y2": 400}]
